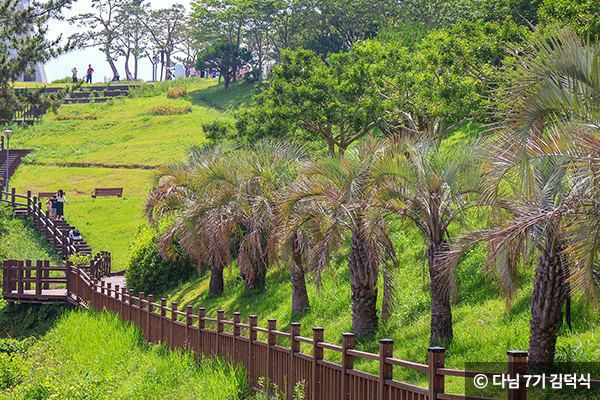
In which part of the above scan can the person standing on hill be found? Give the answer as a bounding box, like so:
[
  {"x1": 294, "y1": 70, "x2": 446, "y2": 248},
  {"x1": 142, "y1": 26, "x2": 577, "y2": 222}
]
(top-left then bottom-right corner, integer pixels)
[
  {"x1": 55, "y1": 189, "x2": 69, "y2": 220},
  {"x1": 71, "y1": 67, "x2": 77, "y2": 83},
  {"x1": 86, "y1": 64, "x2": 94, "y2": 83}
]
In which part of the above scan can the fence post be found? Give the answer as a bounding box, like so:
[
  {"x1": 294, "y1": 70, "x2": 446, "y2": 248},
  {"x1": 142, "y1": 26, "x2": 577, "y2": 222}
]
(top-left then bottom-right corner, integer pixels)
[
  {"x1": 35, "y1": 260, "x2": 42, "y2": 295},
  {"x1": 100, "y1": 281, "x2": 106, "y2": 310},
  {"x1": 170, "y1": 302, "x2": 178, "y2": 349},
  {"x1": 128, "y1": 289, "x2": 134, "y2": 322},
  {"x1": 107, "y1": 283, "x2": 113, "y2": 311},
  {"x1": 267, "y1": 318, "x2": 277, "y2": 393},
  {"x1": 43, "y1": 260, "x2": 49, "y2": 289},
  {"x1": 138, "y1": 292, "x2": 144, "y2": 329},
  {"x1": 379, "y1": 339, "x2": 393, "y2": 400},
  {"x1": 114, "y1": 284, "x2": 120, "y2": 310},
  {"x1": 216, "y1": 309, "x2": 224, "y2": 356},
  {"x1": 17, "y1": 260, "x2": 23, "y2": 294},
  {"x1": 26, "y1": 190, "x2": 31, "y2": 217},
  {"x1": 428, "y1": 347, "x2": 445, "y2": 400},
  {"x1": 198, "y1": 307, "x2": 205, "y2": 357},
  {"x1": 186, "y1": 305, "x2": 193, "y2": 349},
  {"x1": 147, "y1": 294, "x2": 153, "y2": 342},
  {"x1": 289, "y1": 322, "x2": 301, "y2": 400},
  {"x1": 11, "y1": 188, "x2": 15, "y2": 207},
  {"x1": 233, "y1": 312, "x2": 241, "y2": 363},
  {"x1": 121, "y1": 287, "x2": 127, "y2": 316},
  {"x1": 160, "y1": 298, "x2": 167, "y2": 344},
  {"x1": 248, "y1": 314, "x2": 258, "y2": 385},
  {"x1": 24, "y1": 260, "x2": 31, "y2": 291},
  {"x1": 341, "y1": 332, "x2": 354, "y2": 400},
  {"x1": 312, "y1": 327, "x2": 324, "y2": 400},
  {"x1": 507, "y1": 351, "x2": 527, "y2": 400}
]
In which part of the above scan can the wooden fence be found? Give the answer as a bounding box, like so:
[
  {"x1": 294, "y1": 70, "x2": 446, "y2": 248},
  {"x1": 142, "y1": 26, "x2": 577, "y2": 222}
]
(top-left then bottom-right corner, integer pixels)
[
  {"x1": 65, "y1": 264, "x2": 600, "y2": 400},
  {"x1": 2, "y1": 259, "x2": 599, "y2": 398}
]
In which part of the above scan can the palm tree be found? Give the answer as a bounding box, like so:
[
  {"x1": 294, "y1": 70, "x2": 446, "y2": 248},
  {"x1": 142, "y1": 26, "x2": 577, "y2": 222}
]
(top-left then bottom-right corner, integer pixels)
[
  {"x1": 146, "y1": 141, "x2": 307, "y2": 294},
  {"x1": 145, "y1": 144, "x2": 237, "y2": 296},
  {"x1": 372, "y1": 139, "x2": 479, "y2": 346},
  {"x1": 446, "y1": 28, "x2": 600, "y2": 369},
  {"x1": 282, "y1": 139, "x2": 397, "y2": 337}
]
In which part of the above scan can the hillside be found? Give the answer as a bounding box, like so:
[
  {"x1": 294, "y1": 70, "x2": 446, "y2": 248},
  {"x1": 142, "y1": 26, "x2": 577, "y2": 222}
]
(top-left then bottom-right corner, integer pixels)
[
  {"x1": 4, "y1": 78, "x2": 600, "y2": 398},
  {"x1": 8, "y1": 79, "x2": 251, "y2": 267}
]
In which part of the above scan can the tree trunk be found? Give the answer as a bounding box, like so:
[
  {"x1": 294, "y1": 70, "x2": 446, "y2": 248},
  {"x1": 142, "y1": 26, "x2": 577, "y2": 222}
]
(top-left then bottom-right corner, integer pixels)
[
  {"x1": 428, "y1": 241, "x2": 453, "y2": 346},
  {"x1": 528, "y1": 246, "x2": 568, "y2": 372},
  {"x1": 209, "y1": 263, "x2": 224, "y2": 296},
  {"x1": 244, "y1": 258, "x2": 266, "y2": 291},
  {"x1": 348, "y1": 228, "x2": 378, "y2": 337},
  {"x1": 291, "y1": 246, "x2": 310, "y2": 314}
]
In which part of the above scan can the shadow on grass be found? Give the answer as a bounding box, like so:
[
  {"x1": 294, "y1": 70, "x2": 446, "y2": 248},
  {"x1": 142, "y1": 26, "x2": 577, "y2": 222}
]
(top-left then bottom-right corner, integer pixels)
[
  {"x1": 0, "y1": 301, "x2": 72, "y2": 339},
  {"x1": 188, "y1": 80, "x2": 257, "y2": 113}
]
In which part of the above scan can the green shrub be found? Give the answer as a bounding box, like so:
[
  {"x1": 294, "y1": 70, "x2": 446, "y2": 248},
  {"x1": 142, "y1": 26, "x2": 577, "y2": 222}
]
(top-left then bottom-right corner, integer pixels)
[
  {"x1": 166, "y1": 88, "x2": 187, "y2": 98},
  {"x1": 125, "y1": 227, "x2": 195, "y2": 296},
  {"x1": 202, "y1": 119, "x2": 234, "y2": 140},
  {"x1": 147, "y1": 106, "x2": 192, "y2": 115}
]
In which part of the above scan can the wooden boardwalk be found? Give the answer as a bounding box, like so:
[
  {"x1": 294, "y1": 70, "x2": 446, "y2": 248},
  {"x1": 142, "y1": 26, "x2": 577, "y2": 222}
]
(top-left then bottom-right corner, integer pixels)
[{"x1": 2, "y1": 254, "x2": 118, "y2": 306}]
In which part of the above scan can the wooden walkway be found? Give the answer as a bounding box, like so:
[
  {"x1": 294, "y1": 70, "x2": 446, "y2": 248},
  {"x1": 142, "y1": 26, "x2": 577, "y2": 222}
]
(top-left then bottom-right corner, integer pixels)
[{"x1": 2, "y1": 254, "x2": 119, "y2": 306}]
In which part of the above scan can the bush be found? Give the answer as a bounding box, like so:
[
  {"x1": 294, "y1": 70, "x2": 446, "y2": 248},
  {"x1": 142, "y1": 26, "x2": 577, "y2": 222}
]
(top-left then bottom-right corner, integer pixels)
[
  {"x1": 125, "y1": 227, "x2": 195, "y2": 295},
  {"x1": 202, "y1": 119, "x2": 234, "y2": 140},
  {"x1": 166, "y1": 88, "x2": 187, "y2": 98},
  {"x1": 147, "y1": 106, "x2": 192, "y2": 115}
]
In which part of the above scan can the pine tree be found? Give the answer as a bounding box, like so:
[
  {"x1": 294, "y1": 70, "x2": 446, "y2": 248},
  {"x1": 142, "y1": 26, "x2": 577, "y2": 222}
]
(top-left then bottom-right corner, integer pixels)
[{"x1": 0, "y1": 0, "x2": 74, "y2": 124}]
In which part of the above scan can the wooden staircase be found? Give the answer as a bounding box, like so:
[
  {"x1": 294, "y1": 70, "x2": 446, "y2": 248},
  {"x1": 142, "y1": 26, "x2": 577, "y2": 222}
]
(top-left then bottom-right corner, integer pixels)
[{"x1": 0, "y1": 149, "x2": 30, "y2": 192}]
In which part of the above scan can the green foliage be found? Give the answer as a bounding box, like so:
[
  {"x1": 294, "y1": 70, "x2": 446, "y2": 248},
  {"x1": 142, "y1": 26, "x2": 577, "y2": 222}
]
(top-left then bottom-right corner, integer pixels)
[
  {"x1": 255, "y1": 377, "x2": 306, "y2": 400},
  {"x1": 202, "y1": 118, "x2": 234, "y2": 140},
  {"x1": 0, "y1": 0, "x2": 74, "y2": 124},
  {"x1": 0, "y1": 310, "x2": 248, "y2": 399},
  {"x1": 539, "y1": 0, "x2": 600, "y2": 38},
  {"x1": 53, "y1": 114, "x2": 97, "y2": 120},
  {"x1": 125, "y1": 227, "x2": 195, "y2": 296},
  {"x1": 69, "y1": 252, "x2": 94, "y2": 265},
  {"x1": 148, "y1": 106, "x2": 192, "y2": 115},
  {"x1": 196, "y1": 42, "x2": 252, "y2": 90},
  {"x1": 0, "y1": 205, "x2": 58, "y2": 262}
]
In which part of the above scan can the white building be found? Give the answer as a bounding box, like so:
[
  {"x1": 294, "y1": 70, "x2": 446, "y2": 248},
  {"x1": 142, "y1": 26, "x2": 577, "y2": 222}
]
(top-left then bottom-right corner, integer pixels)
[{"x1": 10, "y1": 0, "x2": 48, "y2": 83}]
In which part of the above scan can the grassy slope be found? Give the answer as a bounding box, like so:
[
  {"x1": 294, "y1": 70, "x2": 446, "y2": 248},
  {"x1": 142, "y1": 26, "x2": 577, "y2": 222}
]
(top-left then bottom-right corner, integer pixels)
[
  {"x1": 0, "y1": 310, "x2": 248, "y2": 400},
  {"x1": 7, "y1": 79, "x2": 246, "y2": 267}
]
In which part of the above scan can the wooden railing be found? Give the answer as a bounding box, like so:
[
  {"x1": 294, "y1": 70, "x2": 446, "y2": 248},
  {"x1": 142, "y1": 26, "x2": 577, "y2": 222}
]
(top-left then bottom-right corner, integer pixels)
[
  {"x1": 80, "y1": 251, "x2": 111, "y2": 280},
  {"x1": 1, "y1": 189, "x2": 81, "y2": 259},
  {"x1": 3, "y1": 258, "x2": 599, "y2": 399}
]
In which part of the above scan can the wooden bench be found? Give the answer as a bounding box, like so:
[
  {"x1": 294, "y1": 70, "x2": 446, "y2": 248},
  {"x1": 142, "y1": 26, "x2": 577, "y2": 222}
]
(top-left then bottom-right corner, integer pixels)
[
  {"x1": 91, "y1": 188, "x2": 123, "y2": 198},
  {"x1": 37, "y1": 192, "x2": 55, "y2": 198}
]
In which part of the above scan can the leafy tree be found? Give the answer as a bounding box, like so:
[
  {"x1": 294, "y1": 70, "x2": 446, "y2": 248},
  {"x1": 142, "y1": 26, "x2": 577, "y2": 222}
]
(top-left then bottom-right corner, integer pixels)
[
  {"x1": 241, "y1": 48, "x2": 382, "y2": 156},
  {"x1": 138, "y1": 5, "x2": 188, "y2": 81},
  {"x1": 0, "y1": 0, "x2": 74, "y2": 124},
  {"x1": 196, "y1": 42, "x2": 252, "y2": 90},
  {"x1": 539, "y1": 0, "x2": 600, "y2": 38},
  {"x1": 69, "y1": 0, "x2": 126, "y2": 80},
  {"x1": 113, "y1": 2, "x2": 148, "y2": 80}
]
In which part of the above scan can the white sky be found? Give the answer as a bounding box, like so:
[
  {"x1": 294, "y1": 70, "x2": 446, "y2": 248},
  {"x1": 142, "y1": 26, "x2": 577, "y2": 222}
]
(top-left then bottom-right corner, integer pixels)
[{"x1": 45, "y1": 0, "x2": 193, "y2": 83}]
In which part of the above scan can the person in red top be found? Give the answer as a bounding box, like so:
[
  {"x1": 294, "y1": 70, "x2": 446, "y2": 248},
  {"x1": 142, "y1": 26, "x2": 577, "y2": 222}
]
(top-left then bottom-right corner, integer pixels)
[{"x1": 86, "y1": 64, "x2": 94, "y2": 83}]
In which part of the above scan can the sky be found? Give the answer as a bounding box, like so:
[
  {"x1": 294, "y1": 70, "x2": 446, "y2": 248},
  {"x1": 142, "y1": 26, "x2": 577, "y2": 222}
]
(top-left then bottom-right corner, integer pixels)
[{"x1": 44, "y1": 0, "x2": 193, "y2": 83}]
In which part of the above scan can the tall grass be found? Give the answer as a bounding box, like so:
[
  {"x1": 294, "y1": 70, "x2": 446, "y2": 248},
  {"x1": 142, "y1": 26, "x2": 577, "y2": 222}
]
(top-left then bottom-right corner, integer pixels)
[{"x1": 0, "y1": 310, "x2": 248, "y2": 400}]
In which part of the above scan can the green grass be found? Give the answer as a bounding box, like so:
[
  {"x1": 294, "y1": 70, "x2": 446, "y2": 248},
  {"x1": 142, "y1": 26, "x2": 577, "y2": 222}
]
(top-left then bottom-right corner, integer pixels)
[
  {"x1": 9, "y1": 166, "x2": 154, "y2": 268},
  {"x1": 0, "y1": 310, "x2": 248, "y2": 400},
  {"x1": 0, "y1": 205, "x2": 58, "y2": 262},
  {"x1": 5, "y1": 79, "x2": 254, "y2": 266}
]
